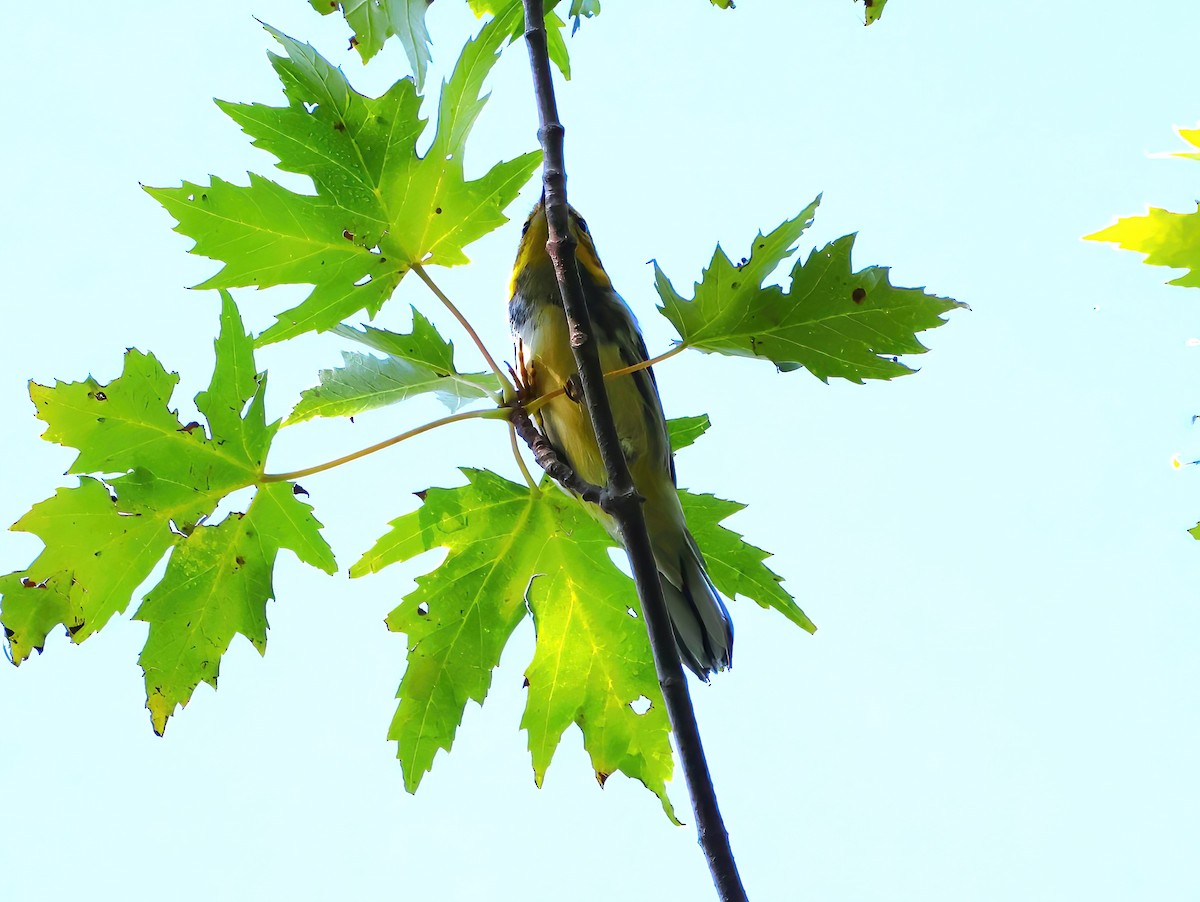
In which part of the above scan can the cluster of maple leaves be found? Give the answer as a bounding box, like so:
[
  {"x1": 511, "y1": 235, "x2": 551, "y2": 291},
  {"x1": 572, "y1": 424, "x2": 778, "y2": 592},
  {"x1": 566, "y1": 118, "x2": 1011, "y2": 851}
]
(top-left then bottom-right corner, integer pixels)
[{"x1": 1, "y1": 0, "x2": 949, "y2": 814}]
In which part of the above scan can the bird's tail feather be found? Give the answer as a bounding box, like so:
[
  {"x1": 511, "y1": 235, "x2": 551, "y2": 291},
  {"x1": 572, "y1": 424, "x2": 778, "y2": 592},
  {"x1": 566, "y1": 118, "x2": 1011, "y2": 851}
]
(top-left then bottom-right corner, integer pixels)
[{"x1": 659, "y1": 533, "x2": 733, "y2": 680}]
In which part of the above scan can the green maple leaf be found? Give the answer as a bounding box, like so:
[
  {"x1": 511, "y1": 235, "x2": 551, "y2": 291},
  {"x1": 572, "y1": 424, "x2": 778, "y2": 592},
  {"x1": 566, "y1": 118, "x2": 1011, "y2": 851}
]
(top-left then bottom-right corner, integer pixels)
[
  {"x1": 313, "y1": 0, "x2": 571, "y2": 84},
  {"x1": 137, "y1": 481, "x2": 335, "y2": 735},
  {"x1": 351, "y1": 468, "x2": 676, "y2": 815},
  {"x1": 1086, "y1": 129, "x2": 1200, "y2": 288},
  {"x1": 665, "y1": 413, "x2": 711, "y2": 452},
  {"x1": 681, "y1": 491, "x2": 812, "y2": 633},
  {"x1": 146, "y1": 16, "x2": 540, "y2": 345},
  {"x1": 468, "y1": 1, "x2": 572, "y2": 77},
  {"x1": 2, "y1": 294, "x2": 268, "y2": 658},
  {"x1": 518, "y1": 483, "x2": 677, "y2": 820},
  {"x1": 288, "y1": 307, "x2": 500, "y2": 422},
  {"x1": 309, "y1": 0, "x2": 434, "y2": 84},
  {"x1": 1, "y1": 294, "x2": 335, "y2": 733},
  {"x1": 864, "y1": 0, "x2": 888, "y2": 24},
  {"x1": 351, "y1": 416, "x2": 808, "y2": 814},
  {"x1": 655, "y1": 196, "x2": 965, "y2": 382},
  {"x1": 1088, "y1": 204, "x2": 1200, "y2": 288},
  {"x1": 667, "y1": 414, "x2": 810, "y2": 631},
  {"x1": 0, "y1": 479, "x2": 179, "y2": 661}
]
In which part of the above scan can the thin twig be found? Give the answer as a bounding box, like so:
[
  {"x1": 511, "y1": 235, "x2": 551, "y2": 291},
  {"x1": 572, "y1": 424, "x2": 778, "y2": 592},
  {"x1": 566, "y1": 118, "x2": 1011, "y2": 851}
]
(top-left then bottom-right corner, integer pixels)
[
  {"x1": 260, "y1": 408, "x2": 501, "y2": 483},
  {"x1": 412, "y1": 261, "x2": 514, "y2": 396},
  {"x1": 508, "y1": 421, "x2": 540, "y2": 493},
  {"x1": 519, "y1": 4, "x2": 748, "y2": 900},
  {"x1": 509, "y1": 404, "x2": 604, "y2": 504}
]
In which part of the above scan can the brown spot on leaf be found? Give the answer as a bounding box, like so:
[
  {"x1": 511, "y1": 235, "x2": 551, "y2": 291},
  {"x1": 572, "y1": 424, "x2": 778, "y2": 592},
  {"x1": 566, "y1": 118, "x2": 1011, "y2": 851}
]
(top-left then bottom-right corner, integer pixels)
[
  {"x1": 67, "y1": 621, "x2": 85, "y2": 637},
  {"x1": 333, "y1": 120, "x2": 346, "y2": 132},
  {"x1": 292, "y1": 483, "x2": 309, "y2": 497},
  {"x1": 595, "y1": 771, "x2": 610, "y2": 788},
  {"x1": 414, "y1": 490, "x2": 428, "y2": 501},
  {"x1": 852, "y1": 287, "x2": 867, "y2": 304},
  {"x1": 235, "y1": 556, "x2": 246, "y2": 566},
  {"x1": 435, "y1": 207, "x2": 443, "y2": 214},
  {"x1": 343, "y1": 229, "x2": 355, "y2": 241},
  {"x1": 93, "y1": 390, "x2": 107, "y2": 401},
  {"x1": 349, "y1": 36, "x2": 359, "y2": 50}
]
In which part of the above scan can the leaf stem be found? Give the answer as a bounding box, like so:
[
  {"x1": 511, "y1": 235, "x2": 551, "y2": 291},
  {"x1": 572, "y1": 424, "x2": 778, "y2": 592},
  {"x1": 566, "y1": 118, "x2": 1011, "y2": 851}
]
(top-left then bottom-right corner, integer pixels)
[
  {"x1": 526, "y1": 342, "x2": 690, "y2": 415},
  {"x1": 606, "y1": 341, "x2": 688, "y2": 378},
  {"x1": 508, "y1": 422, "x2": 540, "y2": 494},
  {"x1": 411, "y1": 262, "x2": 514, "y2": 397},
  {"x1": 260, "y1": 408, "x2": 500, "y2": 483}
]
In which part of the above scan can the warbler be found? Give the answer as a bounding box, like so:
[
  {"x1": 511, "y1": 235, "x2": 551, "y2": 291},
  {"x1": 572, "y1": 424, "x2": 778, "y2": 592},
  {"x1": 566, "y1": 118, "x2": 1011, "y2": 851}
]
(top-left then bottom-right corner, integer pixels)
[{"x1": 508, "y1": 198, "x2": 733, "y2": 679}]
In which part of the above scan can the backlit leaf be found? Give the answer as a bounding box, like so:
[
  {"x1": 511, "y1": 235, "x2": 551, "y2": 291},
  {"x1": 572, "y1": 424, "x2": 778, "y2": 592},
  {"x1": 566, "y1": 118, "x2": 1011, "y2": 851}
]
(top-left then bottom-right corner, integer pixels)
[
  {"x1": 146, "y1": 17, "x2": 540, "y2": 345},
  {"x1": 656, "y1": 197, "x2": 965, "y2": 382}
]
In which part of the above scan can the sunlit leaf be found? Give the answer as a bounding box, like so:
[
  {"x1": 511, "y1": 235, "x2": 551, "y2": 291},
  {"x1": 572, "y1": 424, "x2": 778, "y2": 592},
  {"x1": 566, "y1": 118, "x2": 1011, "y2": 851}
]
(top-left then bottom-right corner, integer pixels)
[
  {"x1": 288, "y1": 308, "x2": 500, "y2": 422},
  {"x1": 1, "y1": 295, "x2": 334, "y2": 735},
  {"x1": 309, "y1": 0, "x2": 434, "y2": 85},
  {"x1": 666, "y1": 414, "x2": 711, "y2": 452},
  {"x1": 146, "y1": 17, "x2": 540, "y2": 345},
  {"x1": 1087, "y1": 129, "x2": 1200, "y2": 288},
  {"x1": 656, "y1": 197, "x2": 965, "y2": 382}
]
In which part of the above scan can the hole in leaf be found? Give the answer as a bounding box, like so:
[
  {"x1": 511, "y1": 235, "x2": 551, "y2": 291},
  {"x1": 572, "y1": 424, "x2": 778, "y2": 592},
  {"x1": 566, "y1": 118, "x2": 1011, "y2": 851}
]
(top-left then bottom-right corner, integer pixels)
[
  {"x1": 417, "y1": 602, "x2": 430, "y2": 616},
  {"x1": 303, "y1": 101, "x2": 318, "y2": 114},
  {"x1": 630, "y1": 696, "x2": 652, "y2": 715},
  {"x1": 626, "y1": 607, "x2": 638, "y2": 619},
  {"x1": 607, "y1": 547, "x2": 632, "y2": 576},
  {"x1": 353, "y1": 274, "x2": 372, "y2": 287}
]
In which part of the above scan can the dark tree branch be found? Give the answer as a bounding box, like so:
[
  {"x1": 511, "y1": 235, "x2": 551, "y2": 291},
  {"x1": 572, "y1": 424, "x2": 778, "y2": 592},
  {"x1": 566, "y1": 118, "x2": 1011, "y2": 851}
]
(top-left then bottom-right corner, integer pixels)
[
  {"x1": 508, "y1": 403, "x2": 604, "y2": 504},
  {"x1": 518, "y1": 5, "x2": 749, "y2": 900}
]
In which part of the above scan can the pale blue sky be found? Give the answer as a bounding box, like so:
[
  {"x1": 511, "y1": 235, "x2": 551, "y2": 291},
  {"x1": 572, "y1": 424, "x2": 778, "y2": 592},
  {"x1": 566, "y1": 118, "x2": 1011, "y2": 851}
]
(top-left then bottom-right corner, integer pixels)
[{"x1": 4, "y1": 2, "x2": 1200, "y2": 900}]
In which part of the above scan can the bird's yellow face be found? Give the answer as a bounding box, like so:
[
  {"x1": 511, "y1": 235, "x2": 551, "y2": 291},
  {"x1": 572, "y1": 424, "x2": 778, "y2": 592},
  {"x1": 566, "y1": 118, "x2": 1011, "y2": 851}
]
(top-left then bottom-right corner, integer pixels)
[{"x1": 508, "y1": 200, "x2": 613, "y2": 300}]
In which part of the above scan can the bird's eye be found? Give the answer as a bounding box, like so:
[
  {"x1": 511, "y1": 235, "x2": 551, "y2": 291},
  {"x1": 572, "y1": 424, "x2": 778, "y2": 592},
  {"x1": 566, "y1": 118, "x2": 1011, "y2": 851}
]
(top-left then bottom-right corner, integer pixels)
[
  {"x1": 576, "y1": 217, "x2": 589, "y2": 234},
  {"x1": 521, "y1": 219, "x2": 531, "y2": 235}
]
